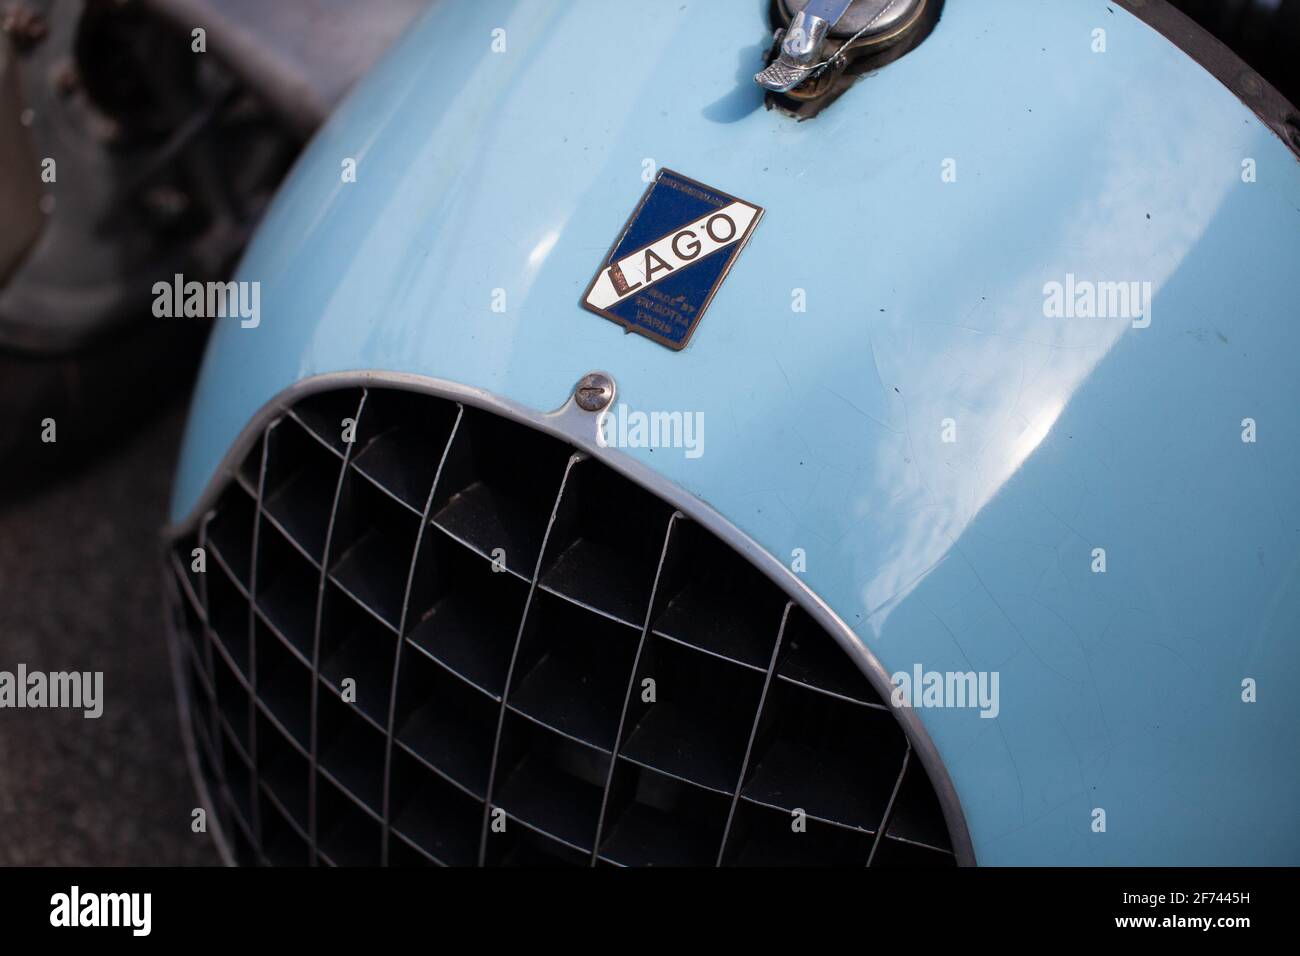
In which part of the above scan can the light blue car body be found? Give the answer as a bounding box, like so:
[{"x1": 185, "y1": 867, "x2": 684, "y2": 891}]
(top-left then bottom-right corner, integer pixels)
[{"x1": 171, "y1": 0, "x2": 1300, "y2": 864}]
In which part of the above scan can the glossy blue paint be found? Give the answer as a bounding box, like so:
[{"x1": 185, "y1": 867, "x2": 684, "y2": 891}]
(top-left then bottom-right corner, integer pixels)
[{"x1": 172, "y1": 0, "x2": 1300, "y2": 863}]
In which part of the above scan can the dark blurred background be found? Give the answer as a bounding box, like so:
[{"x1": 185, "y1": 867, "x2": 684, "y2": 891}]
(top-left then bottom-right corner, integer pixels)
[
  {"x1": 0, "y1": 0, "x2": 429, "y2": 864},
  {"x1": 0, "y1": 409, "x2": 219, "y2": 864},
  {"x1": 1171, "y1": 0, "x2": 1300, "y2": 109}
]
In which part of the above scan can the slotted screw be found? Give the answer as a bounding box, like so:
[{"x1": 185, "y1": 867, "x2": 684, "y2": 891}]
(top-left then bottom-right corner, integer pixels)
[{"x1": 574, "y1": 372, "x2": 614, "y2": 412}]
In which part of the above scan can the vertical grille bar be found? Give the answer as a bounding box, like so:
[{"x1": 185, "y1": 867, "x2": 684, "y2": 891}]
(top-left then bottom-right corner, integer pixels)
[
  {"x1": 196, "y1": 513, "x2": 231, "y2": 820},
  {"x1": 195, "y1": 516, "x2": 219, "y2": 738},
  {"x1": 714, "y1": 600, "x2": 794, "y2": 864},
  {"x1": 587, "y1": 510, "x2": 686, "y2": 864},
  {"x1": 305, "y1": 391, "x2": 369, "y2": 862},
  {"x1": 866, "y1": 744, "x2": 912, "y2": 867},
  {"x1": 476, "y1": 452, "x2": 587, "y2": 865},
  {"x1": 378, "y1": 404, "x2": 466, "y2": 865},
  {"x1": 245, "y1": 430, "x2": 270, "y2": 856}
]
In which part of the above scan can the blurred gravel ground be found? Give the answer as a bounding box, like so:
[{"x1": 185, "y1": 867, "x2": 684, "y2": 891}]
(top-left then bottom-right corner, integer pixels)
[{"x1": 0, "y1": 408, "x2": 220, "y2": 865}]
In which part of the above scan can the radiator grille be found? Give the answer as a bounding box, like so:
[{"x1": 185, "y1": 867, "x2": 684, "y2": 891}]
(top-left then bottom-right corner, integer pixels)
[{"x1": 166, "y1": 386, "x2": 957, "y2": 866}]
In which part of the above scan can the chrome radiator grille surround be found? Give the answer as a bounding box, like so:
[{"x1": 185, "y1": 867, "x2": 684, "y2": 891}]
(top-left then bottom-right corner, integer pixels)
[{"x1": 165, "y1": 384, "x2": 960, "y2": 866}]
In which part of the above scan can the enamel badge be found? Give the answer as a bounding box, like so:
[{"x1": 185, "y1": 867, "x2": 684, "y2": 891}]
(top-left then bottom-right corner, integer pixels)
[{"x1": 581, "y1": 169, "x2": 763, "y2": 351}]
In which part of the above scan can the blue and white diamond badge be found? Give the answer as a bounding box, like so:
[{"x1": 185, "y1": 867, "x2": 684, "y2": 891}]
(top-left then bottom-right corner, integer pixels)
[{"x1": 581, "y1": 169, "x2": 763, "y2": 351}]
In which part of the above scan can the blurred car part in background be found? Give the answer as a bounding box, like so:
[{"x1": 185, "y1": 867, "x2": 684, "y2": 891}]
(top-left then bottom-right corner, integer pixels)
[
  {"x1": 0, "y1": 0, "x2": 430, "y2": 484},
  {"x1": 0, "y1": 36, "x2": 42, "y2": 285},
  {"x1": 144, "y1": 0, "x2": 432, "y2": 136}
]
